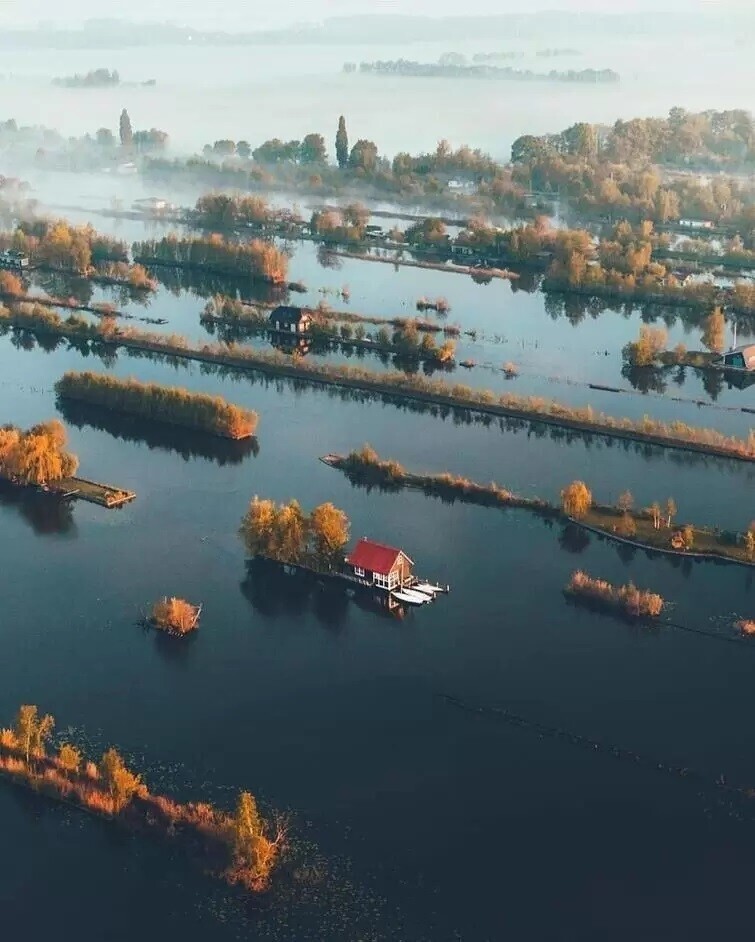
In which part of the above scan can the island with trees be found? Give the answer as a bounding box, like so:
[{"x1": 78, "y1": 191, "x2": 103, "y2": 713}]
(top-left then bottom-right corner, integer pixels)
[
  {"x1": 2, "y1": 303, "x2": 753, "y2": 463},
  {"x1": 0, "y1": 704, "x2": 285, "y2": 892},
  {"x1": 55, "y1": 372, "x2": 258, "y2": 440},
  {"x1": 353, "y1": 58, "x2": 619, "y2": 84},
  {"x1": 564, "y1": 571, "x2": 665, "y2": 620},
  {"x1": 53, "y1": 68, "x2": 120, "y2": 88},
  {"x1": 0, "y1": 419, "x2": 134, "y2": 507},
  {"x1": 148, "y1": 597, "x2": 202, "y2": 635},
  {"x1": 325, "y1": 449, "x2": 755, "y2": 567}
]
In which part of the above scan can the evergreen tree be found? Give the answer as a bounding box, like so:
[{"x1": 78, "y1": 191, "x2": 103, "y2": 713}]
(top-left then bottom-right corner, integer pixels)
[
  {"x1": 119, "y1": 109, "x2": 133, "y2": 148},
  {"x1": 335, "y1": 116, "x2": 349, "y2": 169}
]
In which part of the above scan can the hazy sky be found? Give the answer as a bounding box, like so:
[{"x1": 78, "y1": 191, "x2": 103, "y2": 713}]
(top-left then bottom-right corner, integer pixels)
[{"x1": 0, "y1": 0, "x2": 745, "y2": 29}]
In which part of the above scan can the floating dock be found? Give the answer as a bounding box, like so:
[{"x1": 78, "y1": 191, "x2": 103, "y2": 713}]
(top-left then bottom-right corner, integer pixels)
[{"x1": 51, "y1": 477, "x2": 136, "y2": 508}]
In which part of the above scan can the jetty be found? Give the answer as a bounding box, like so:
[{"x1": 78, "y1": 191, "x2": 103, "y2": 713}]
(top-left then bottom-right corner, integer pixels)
[{"x1": 49, "y1": 476, "x2": 136, "y2": 508}]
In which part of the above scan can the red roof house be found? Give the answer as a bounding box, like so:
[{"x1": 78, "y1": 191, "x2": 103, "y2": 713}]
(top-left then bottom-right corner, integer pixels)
[{"x1": 346, "y1": 538, "x2": 414, "y2": 590}]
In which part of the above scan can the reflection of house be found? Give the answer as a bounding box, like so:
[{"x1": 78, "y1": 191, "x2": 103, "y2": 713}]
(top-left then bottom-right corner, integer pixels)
[
  {"x1": 346, "y1": 538, "x2": 414, "y2": 591},
  {"x1": 722, "y1": 344, "x2": 755, "y2": 371},
  {"x1": 269, "y1": 306, "x2": 312, "y2": 334}
]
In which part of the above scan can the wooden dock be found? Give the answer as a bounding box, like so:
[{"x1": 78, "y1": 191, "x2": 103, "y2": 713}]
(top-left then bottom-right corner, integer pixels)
[{"x1": 51, "y1": 477, "x2": 136, "y2": 508}]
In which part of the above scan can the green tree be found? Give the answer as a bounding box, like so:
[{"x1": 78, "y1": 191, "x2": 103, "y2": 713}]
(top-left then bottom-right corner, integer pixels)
[
  {"x1": 561, "y1": 481, "x2": 592, "y2": 519},
  {"x1": 100, "y1": 748, "x2": 142, "y2": 812},
  {"x1": 335, "y1": 116, "x2": 349, "y2": 170},
  {"x1": 309, "y1": 502, "x2": 350, "y2": 570},
  {"x1": 300, "y1": 133, "x2": 327, "y2": 165},
  {"x1": 348, "y1": 139, "x2": 379, "y2": 173},
  {"x1": 119, "y1": 109, "x2": 133, "y2": 148}
]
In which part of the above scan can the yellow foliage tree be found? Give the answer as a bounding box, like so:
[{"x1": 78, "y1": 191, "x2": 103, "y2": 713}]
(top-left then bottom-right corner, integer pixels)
[{"x1": 561, "y1": 481, "x2": 592, "y2": 519}]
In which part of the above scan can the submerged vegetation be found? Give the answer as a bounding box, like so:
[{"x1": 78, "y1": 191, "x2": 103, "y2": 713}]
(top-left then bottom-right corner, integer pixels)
[
  {"x1": 55, "y1": 372, "x2": 258, "y2": 440},
  {"x1": 564, "y1": 571, "x2": 665, "y2": 619},
  {"x1": 0, "y1": 420, "x2": 78, "y2": 486},
  {"x1": 0, "y1": 705, "x2": 285, "y2": 892}
]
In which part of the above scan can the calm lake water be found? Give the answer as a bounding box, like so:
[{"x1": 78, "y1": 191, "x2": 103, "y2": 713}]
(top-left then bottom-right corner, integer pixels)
[
  {"x1": 2, "y1": 30, "x2": 755, "y2": 938},
  {"x1": 2, "y1": 317, "x2": 755, "y2": 939}
]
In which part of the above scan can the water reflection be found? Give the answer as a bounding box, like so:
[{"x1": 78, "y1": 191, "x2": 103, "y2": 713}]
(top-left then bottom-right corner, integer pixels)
[
  {"x1": 0, "y1": 481, "x2": 77, "y2": 537},
  {"x1": 58, "y1": 399, "x2": 260, "y2": 466},
  {"x1": 150, "y1": 266, "x2": 288, "y2": 304},
  {"x1": 240, "y1": 559, "x2": 405, "y2": 625}
]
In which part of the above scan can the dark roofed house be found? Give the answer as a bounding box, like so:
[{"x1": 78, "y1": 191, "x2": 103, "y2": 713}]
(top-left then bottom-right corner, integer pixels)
[
  {"x1": 345, "y1": 538, "x2": 414, "y2": 591},
  {"x1": 269, "y1": 305, "x2": 312, "y2": 335},
  {"x1": 722, "y1": 344, "x2": 755, "y2": 372}
]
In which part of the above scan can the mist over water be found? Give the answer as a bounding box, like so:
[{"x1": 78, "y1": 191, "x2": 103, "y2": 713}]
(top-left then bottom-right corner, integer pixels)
[{"x1": 1, "y1": 9, "x2": 755, "y2": 942}]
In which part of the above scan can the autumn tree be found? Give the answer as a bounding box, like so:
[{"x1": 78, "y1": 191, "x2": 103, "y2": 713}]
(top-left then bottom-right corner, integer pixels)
[
  {"x1": 58, "y1": 743, "x2": 82, "y2": 776},
  {"x1": 100, "y1": 747, "x2": 143, "y2": 812},
  {"x1": 650, "y1": 501, "x2": 662, "y2": 530},
  {"x1": 616, "y1": 513, "x2": 637, "y2": 538},
  {"x1": 119, "y1": 109, "x2": 133, "y2": 148},
  {"x1": 561, "y1": 481, "x2": 592, "y2": 519},
  {"x1": 745, "y1": 522, "x2": 755, "y2": 559},
  {"x1": 617, "y1": 490, "x2": 634, "y2": 513},
  {"x1": 0, "y1": 420, "x2": 78, "y2": 486},
  {"x1": 309, "y1": 502, "x2": 350, "y2": 570},
  {"x1": 14, "y1": 705, "x2": 54, "y2": 765},
  {"x1": 336, "y1": 116, "x2": 349, "y2": 169},
  {"x1": 348, "y1": 139, "x2": 379, "y2": 173},
  {"x1": 701, "y1": 306, "x2": 726, "y2": 354}
]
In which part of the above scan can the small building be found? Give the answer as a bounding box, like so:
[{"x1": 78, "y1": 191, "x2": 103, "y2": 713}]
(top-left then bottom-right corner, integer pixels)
[
  {"x1": 678, "y1": 218, "x2": 714, "y2": 231},
  {"x1": 345, "y1": 538, "x2": 414, "y2": 591},
  {"x1": 132, "y1": 196, "x2": 170, "y2": 213},
  {"x1": 722, "y1": 344, "x2": 755, "y2": 371},
  {"x1": 451, "y1": 244, "x2": 475, "y2": 257},
  {"x1": 0, "y1": 249, "x2": 29, "y2": 269},
  {"x1": 269, "y1": 306, "x2": 312, "y2": 334}
]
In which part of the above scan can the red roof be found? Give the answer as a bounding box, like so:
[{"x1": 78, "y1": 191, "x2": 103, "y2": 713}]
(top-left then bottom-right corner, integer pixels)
[{"x1": 346, "y1": 538, "x2": 412, "y2": 575}]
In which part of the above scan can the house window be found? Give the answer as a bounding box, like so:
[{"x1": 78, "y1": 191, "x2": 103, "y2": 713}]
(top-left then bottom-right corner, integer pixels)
[
  {"x1": 388, "y1": 571, "x2": 399, "y2": 589},
  {"x1": 354, "y1": 566, "x2": 365, "y2": 578},
  {"x1": 374, "y1": 572, "x2": 390, "y2": 588}
]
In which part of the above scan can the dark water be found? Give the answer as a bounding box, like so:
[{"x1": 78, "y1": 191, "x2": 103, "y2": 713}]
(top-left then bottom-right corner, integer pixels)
[{"x1": 2, "y1": 330, "x2": 755, "y2": 940}]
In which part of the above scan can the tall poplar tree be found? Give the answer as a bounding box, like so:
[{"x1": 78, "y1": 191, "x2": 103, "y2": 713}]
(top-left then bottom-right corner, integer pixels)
[
  {"x1": 335, "y1": 116, "x2": 349, "y2": 169},
  {"x1": 119, "y1": 108, "x2": 133, "y2": 148}
]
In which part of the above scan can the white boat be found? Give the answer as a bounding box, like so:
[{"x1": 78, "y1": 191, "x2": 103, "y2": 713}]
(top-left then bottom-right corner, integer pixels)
[
  {"x1": 413, "y1": 582, "x2": 441, "y2": 597},
  {"x1": 392, "y1": 589, "x2": 428, "y2": 605}
]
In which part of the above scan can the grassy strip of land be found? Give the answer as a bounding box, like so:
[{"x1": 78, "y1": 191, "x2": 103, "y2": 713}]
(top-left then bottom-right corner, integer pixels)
[
  {"x1": 564, "y1": 570, "x2": 665, "y2": 619},
  {"x1": 53, "y1": 476, "x2": 135, "y2": 507},
  {"x1": 55, "y1": 371, "x2": 258, "y2": 440},
  {"x1": 3, "y1": 302, "x2": 754, "y2": 461},
  {"x1": 332, "y1": 248, "x2": 516, "y2": 280},
  {"x1": 324, "y1": 448, "x2": 755, "y2": 566},
  {"x1": 0, "y1": 705, "x2": 285, "y2": 893}
]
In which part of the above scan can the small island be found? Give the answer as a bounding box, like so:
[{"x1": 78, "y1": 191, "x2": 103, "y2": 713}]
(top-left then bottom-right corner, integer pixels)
[
  {"x1": 0, "y1": 704, "x2": 285, "y2": 893},
  {"x1": 55, "y1": 372, "x2": 258, "y2": 440},
  {"x1": 353, "y1": 58, "x2": 619, "y2": 84},
  {"x1": 53, "y1": 68, "x2": 120, "y2": 88},
  {"x1": 149, "y1": 597, "x2": 202, "y2": 636},
  {"x1": 564, "y1": 570, "x2": 665, "y2": 620}
]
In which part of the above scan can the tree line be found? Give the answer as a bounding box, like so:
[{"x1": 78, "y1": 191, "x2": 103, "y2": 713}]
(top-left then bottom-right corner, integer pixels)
[
  {"x1": 240, "y1": 497, "x2": 350, "y2": 572},
  {"x1": 132, "y1": 234, "x2": 288, "y2": 284},
  {"x1": 0, "y1": 704, "x2": 285, "y2": 892},
  {"x1": 55, "y1": 372, "x2": 258, "y2": 440},
  {"x1": 0, "y1": 420, "x2": 78, "y2": 486}
]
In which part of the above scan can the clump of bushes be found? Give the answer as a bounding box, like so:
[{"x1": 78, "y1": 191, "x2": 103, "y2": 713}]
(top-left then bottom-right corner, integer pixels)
[
  {"x1": 55, "y1": 372, "x2": 258, "y2": 440},
  {"x1": 150, "y1": 597, "x2": 201, "y2": 635},
  {"x1": 565, "y1": 570, "x2": 665, "y2": 619}
]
